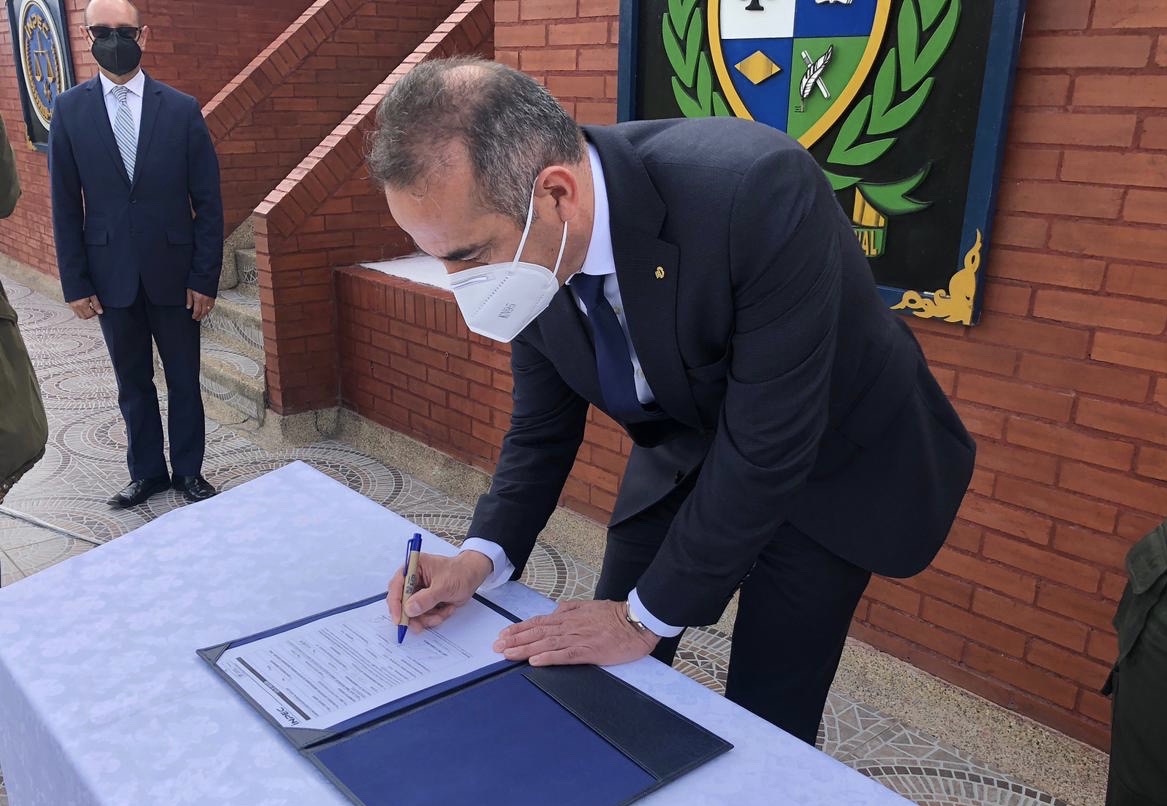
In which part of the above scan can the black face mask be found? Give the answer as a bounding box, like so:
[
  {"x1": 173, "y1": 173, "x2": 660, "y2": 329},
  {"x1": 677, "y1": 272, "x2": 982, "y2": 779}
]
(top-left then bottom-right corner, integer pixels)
[{"x1": 91, "y1": 33, "x2": 141, "y2": 76}]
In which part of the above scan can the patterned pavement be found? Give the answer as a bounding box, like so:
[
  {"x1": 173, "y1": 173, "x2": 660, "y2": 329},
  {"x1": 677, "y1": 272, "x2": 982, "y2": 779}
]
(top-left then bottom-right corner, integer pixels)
[{"x1": 0, "y1": 275, "x2": 1072, "y2": 806}]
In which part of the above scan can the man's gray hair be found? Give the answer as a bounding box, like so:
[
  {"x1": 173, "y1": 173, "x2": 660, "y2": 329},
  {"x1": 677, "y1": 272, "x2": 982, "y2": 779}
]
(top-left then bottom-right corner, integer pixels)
[{"x1": 367, "y1": 57, "x2": 584, "y2": 225}]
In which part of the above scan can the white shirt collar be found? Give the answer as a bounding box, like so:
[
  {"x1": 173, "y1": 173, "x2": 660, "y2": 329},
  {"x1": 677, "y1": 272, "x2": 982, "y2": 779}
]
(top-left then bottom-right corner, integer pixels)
[
  {"x1": 574, "y1": 143, "x2": 616, "y2": 280},
  {"x1": 99, "y1": 69, "x2": 145, "y2": 98}
]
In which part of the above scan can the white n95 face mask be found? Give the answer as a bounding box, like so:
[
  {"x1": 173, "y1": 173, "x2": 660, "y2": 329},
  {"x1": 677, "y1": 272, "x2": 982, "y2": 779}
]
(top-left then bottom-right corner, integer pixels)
[{"x1": 447, "y1": 187, "x2": 568, "y2": 343}]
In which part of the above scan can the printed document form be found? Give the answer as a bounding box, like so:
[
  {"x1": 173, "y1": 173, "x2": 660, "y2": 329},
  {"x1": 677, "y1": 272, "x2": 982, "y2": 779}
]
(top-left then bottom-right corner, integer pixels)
[{"x1": 215, "y1": 596, "x2": 513, "y2": 729}]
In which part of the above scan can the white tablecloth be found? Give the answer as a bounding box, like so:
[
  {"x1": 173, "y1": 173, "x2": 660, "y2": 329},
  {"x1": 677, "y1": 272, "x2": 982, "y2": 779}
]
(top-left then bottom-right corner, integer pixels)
[{"x1": 0, "y1": 462, "x2": 906, "y2": 805}]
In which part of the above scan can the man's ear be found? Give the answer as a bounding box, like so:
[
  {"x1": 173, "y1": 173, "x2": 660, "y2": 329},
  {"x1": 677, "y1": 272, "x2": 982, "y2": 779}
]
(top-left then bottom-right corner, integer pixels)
[
  {"x1": 536, "y1": 164, "x2": 583, "y2": 224},
  {"x1": 138, "y1": 25, "x2": 149, "y2": 51}
]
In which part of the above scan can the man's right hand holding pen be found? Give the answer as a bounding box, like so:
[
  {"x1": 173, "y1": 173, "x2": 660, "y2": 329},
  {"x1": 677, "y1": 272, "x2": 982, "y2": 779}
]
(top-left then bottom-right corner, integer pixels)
[{"x1": 387, "y1": 549, "x2": 494, "y2": 635}]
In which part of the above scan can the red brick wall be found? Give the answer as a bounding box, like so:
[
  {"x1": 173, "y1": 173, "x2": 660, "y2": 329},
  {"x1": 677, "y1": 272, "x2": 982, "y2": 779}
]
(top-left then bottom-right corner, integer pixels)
[
  {"x1": 852, "y1": 0, "x2": 1167, "y2": 749},
  {"x1": 135, "y1": 0, "x2": 309, "y2": 106},
  {"x1": 336, "y1": 269, "x2": 629, "y2": 523},
  {"x1": 0, "y1": 0, "x2": 305, "y2": 277},
  {"x1": 206, "y1": 0, "x2": 461, "y2": 236},
  {"x1": 328, "y1": 0, "x2": 1167, "y2": 749},
  {"x1": 256, "y1": 1, "x2": 493, "y2": 414},
  {"x1": 495, "y1": 0, "x2": 619, "y2": 123}
]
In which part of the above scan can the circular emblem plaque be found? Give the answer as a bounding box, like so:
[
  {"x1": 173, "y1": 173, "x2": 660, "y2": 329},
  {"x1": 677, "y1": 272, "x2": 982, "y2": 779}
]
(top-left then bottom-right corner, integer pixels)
[{"x1": 18, "y1": 0, "x2": 68, "y2": 129}]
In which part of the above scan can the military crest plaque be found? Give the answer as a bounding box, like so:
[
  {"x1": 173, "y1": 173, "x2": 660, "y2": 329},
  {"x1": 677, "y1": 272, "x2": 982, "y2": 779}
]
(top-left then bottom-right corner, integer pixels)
[
  {"x1": 618, "y1": 0, "x2": 1027, "y2": 325},
  {"x1": 7, "y1": 0, "x2": 75, "y2": 151}
]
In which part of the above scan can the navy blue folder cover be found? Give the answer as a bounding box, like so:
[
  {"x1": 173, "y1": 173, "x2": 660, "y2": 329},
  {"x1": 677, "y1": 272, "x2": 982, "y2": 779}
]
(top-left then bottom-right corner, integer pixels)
[{"x1": 198, "y1": 594, "x2": 732, "y2": 805}]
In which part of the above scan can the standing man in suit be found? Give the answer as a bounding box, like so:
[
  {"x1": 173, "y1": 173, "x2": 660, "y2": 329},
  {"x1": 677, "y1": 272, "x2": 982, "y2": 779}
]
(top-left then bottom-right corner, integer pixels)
[
  {"x1": 50, "y1": 0, "x2": 223, "y2": 507},
  {"x1": 376, "y1": 59, "x2": 975, "y2": 742}
]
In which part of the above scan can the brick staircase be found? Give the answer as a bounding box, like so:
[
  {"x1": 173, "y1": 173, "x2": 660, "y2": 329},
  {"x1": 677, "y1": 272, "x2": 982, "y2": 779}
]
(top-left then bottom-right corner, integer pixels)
[
  {"x1": 202, "y1": 234, "x2": 267, "y2": 424},
  {"x1": 187, "y1": 0, "x2": 490, "y2": 428}
]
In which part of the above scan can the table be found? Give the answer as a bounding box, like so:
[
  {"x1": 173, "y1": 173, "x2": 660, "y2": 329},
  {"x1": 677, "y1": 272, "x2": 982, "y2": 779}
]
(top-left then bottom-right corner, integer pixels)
[{"x1": 0, "y1": 462, "x2": 907, "y2": 805}]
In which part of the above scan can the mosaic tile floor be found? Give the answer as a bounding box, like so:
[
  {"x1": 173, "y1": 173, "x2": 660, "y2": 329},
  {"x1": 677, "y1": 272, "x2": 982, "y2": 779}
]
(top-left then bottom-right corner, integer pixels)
[{"x1": 0, "y1": 276, "x2": 1072, "y2": 806}]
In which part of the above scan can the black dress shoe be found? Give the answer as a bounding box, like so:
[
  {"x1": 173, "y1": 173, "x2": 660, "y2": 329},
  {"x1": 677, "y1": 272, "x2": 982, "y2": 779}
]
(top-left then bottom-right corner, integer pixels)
[
  {"x1": 108, "y1": 476, "x2": 171, "y2": 508},
  {"x1": 172, "y1": 474, "x2": 217, "y2": 503}
]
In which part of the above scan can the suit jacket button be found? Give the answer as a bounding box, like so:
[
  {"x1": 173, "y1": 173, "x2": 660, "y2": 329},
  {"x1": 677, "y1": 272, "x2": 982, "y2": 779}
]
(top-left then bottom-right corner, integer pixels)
[{"x1": 674, "y1": 470, "x2": 685, "y2": 484}]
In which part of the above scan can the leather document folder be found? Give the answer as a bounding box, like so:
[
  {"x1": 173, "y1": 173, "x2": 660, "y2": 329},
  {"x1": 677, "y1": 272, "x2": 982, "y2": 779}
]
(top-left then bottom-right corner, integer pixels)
[{"x1": 198, "y1": 593, "x2": 732, "y2": 805}]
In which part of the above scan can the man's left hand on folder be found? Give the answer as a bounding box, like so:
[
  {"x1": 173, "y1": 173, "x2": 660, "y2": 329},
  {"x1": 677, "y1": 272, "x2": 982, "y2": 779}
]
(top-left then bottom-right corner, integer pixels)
[{"x1": 493, "y1": 600, "x2": 660, "y2": 667}]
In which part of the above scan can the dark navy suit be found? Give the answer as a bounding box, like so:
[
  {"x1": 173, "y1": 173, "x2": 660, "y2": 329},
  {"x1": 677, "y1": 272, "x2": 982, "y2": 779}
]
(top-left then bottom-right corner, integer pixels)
[
  {"x1": 49, "y1": 73, "x2": 222, "y2": 481},
  {"x1": 468, "y1": 119, "x2": 976, "y2": 742}
]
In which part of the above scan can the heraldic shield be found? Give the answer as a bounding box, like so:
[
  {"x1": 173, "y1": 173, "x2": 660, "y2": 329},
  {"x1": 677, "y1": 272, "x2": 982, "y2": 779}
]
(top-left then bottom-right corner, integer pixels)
[{"x1": 709, "y1": 0, "x2": 891, "y2": 146}]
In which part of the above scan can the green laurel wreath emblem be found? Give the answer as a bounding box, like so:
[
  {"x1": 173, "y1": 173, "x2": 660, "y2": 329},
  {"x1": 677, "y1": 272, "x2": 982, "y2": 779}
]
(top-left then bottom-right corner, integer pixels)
[
  {"x1": 662, "y1": 0, "x2": 732, "y2": 118},
  {"x1": 662, "y1": 0, "x2": 961, "y2": 216}
]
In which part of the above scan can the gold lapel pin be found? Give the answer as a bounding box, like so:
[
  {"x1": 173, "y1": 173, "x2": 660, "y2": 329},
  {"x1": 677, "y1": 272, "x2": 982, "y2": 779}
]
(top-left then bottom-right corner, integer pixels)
[{"x1": 654, "y1": 266, "x2": 666, "y2": 280}]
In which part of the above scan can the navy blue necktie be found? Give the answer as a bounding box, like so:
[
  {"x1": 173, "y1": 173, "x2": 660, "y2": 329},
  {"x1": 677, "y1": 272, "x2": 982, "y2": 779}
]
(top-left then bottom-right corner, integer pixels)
[{"x1": 573, "y1": 273, "x2": 643, "y2": 420}]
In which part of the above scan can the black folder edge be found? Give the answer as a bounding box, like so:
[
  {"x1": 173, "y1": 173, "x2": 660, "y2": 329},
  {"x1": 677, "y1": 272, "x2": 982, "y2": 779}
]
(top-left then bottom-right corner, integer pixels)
[
  {"x1": 197, "y1": 594, "x2": 733, "y2": 806},
  {"x1": 522, "y1": 665, "x2": 733, "y2": 788}
]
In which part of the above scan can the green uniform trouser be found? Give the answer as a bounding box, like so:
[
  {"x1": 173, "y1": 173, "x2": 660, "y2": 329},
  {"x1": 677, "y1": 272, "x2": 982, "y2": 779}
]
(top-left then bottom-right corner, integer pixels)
[
  {"x1": 1106, "y1": 521, "x2": 1167, "y2": 806},
  {"x1": 0, "y1": 277, "x2": 48, "y2": 503}
]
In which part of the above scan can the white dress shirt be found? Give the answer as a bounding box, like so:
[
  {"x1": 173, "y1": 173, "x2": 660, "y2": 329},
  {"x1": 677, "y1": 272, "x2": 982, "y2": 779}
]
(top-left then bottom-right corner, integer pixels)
[
  {"x1": 460, "y1": 144, "x2": 684, "y2": 639},
  {"x1": 98, "y1": 70, "x2": 145, "y2": 139}
]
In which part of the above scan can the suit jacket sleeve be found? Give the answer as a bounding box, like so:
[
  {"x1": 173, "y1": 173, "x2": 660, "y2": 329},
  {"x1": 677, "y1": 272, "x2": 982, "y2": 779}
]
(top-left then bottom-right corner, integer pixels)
[
  {"x1": 185, "y1": 96, "x2": 223, "y2": 298},
  {"x1": 49, "y1": 98, "x2": 95, "y2": 303},
  {"x1": 466, "y1": 332, "x2": 590, "y2": 575},
  {"x1": 635, "y1": 146, "x2": 844, "y2": 626}
]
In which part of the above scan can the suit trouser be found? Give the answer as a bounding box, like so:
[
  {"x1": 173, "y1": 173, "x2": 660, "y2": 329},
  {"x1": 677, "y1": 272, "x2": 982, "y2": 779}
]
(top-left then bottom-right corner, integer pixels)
[
  {"x1": 97, "y1": 282, "x2": 204, "y2": 481},
  {"x1": 594, "y1": 475, "x2": 872, "y2": 745},
  {"x1": 1106, "y1": 590, "x2": 1167, "y2": 805}
]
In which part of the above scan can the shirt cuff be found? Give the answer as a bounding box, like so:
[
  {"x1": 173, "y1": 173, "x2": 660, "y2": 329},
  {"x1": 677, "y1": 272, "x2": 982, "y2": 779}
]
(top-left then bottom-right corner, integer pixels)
[
  {"x1": 628, "y1": 588, "x2": 684, "y2": 638},
  {"x1": 460, "y1": 538, "x2": 516, "y2": 591}
]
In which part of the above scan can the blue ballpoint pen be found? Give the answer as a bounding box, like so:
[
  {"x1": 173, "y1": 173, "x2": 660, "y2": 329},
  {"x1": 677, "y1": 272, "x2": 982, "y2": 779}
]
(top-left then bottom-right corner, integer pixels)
[{"x1": 398, "y1": 534, "x2": 423, "y2": 643}]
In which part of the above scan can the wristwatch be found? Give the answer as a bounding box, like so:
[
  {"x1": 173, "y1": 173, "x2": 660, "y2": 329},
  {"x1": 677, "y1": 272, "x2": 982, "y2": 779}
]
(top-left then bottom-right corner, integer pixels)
[{"x1": 623, "y1": 600, "x2": 651, "y2": 634}]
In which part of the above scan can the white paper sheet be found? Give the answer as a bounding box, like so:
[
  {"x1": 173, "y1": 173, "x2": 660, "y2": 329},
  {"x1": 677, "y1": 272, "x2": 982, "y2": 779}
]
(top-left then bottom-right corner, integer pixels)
[{"x1": 216, "y1": 596, "x2": 513, "y2": 730}]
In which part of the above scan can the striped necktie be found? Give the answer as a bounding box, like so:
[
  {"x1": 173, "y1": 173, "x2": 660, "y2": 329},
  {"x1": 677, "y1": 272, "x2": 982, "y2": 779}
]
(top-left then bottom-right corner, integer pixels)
[
  {"x1": 573, "y1": 272, "x2": 643, "y2": 421},
  {"x1": 111, "y1": 85, "x2": 136, "y2": 181}
]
